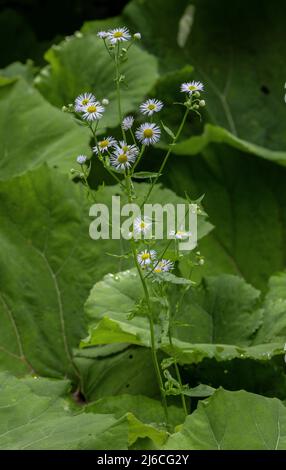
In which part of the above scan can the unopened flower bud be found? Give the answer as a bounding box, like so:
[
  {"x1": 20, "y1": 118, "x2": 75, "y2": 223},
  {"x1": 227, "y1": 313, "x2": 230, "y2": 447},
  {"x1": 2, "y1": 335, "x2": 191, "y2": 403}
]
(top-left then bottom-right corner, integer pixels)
[
  {"x1": 193, "y1": 104, "x2": 199, "y2": 109},
  {"x1": 62, "y1": 106, "x2": 68, "y2": 112},
  {"x1": 70, "y1": 168, "x2": 76, "y2": 174},
  {"x1": 102, "y1": 98, "x2": 109, "y2": 106},
  {"x1": 194, "y1": 91, "x2": 201, "y2": 97},
  {"x1": 134, "y1": 32, "x2": 141, "y2": 40},
  {"x1": 199, "y1": 100, "x2": 206, "y2": 107},
  {"x1": 76, "y1": 155, "x2": 87, "y2": 165}
]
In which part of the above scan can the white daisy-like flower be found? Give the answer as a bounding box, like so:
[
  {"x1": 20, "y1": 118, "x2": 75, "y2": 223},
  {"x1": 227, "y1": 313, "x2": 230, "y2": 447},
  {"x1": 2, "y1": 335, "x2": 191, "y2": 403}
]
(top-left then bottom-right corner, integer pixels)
[
  {"x1": 97, "y1": 31, "x2": 108, "y2": 39},
  {"x1": 180, "y1": 81, "x2": 204, "y2": 94},
  {"x1": 82, "y1": 101, "x2": 105, "y2": 121},
  {"x1": 107, "y1": 27, "x2": 131, "y2": 44},
  {"x1": 115, "y1": 141, "x2": 139, "y2": 158},
  {"x1": 140, "y1": 99, "x2": 163, "y2": 116},
  {"x1": 122, "y1": 115, "x2": 134, "y2": 130},
  {"x1": 153, "y1": 259, "x2": 174, "y2": 273},
  {"x1": 133, "y1": 216, "x2": 152, "y2": 237},
  {"x1": 137, "y1": 249, "x2": 157, "y2": 267},
  {"x1": 169, "y1": 229, "x2": 192, "y2": 240},
  {"x1": 110, "y1": 148, "x2": 137, "y2": 171},
  {"x1": 135, "y1": 123, "x2": 161, "y2": 146},
  {"x1": 76, "y1": 155, "x2": 87, "y2": 164},
  {"x1": 93, "y1": 137, "x2": 116, "y2": 154},
  {"x1": 74, "y1": 92, "x2": 96, "y2": 112}
]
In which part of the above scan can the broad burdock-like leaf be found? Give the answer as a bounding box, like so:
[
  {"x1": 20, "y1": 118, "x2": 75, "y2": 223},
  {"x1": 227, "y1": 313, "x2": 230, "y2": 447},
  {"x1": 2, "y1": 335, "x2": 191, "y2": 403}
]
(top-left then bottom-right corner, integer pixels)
[
  {"x1": 164, "y1": 389, "x2": 286, "y2": 450},
  {"x1": 0, "y1": 373, "x2": 129, "y2": 450},
  {"x1": 86, "y1": 394, "x2": 185, "y2": 447},
  {"x1": 117, "y1": 0, "x2": 286, "y2": 161},
  {"x1": 82, "y1": 269, "x2": 284, "y2": 364},
  {"x1": 0, "y1": 78, "x2": 90, "y2": 180},
  {"x1": 35, "y1": 31, "x2": 158, "y2": 130},
  {"x1": 74, "y1": 346, "x2": 161, "y2": 402},
  {"x1": 253, "y1": 272, "x2": 286, "y2": 344},
  {"x1": 0, "y1": 166, "x2": 210, "y2": 380}
]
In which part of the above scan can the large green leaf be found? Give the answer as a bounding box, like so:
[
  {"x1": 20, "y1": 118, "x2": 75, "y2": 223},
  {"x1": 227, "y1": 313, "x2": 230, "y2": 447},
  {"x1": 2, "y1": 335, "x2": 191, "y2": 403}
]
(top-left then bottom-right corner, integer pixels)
[
  {"x1": 35, "y1": 30, "x2": 158, "y2": 129},
  {"x1": 0, "y1": 78, "x2": 90, "y2": 180},
  {"x1": 74, "y1": 345, "x2": 161, "y2": 401},
  {"x1": 82, "y1": 269, "x2": 285, "y2": 364},
  {"x1": 120, "y1": 0, "x2": 286, "y2": 162},
  {"x1": 185, "y1": 357, "x2": 286, "y2": 401},
  {"x1": 86, "y1": 394, "x2": 184, "y2": 447},
  {"x1": 173, "y1": 124, "x2": 286, "y2": 166},
  {"x1": 0, "y1": 166, "x2": 124, "y2": 379},
  {"x1": 165, "y1": 388, "x2": 286, "y2": 449},
  {"x1": 163, "y1": 145, "x2": 286, "y2": 292},
  {"x1": 0, "y1": 372, "x2": 129, "y2": 450},
  {"x1": 254, "y1": 272, "x2": 286, "y2": 344},
  {"x1": 0, "y1": 165, "x2": 207, "y2": 380}
]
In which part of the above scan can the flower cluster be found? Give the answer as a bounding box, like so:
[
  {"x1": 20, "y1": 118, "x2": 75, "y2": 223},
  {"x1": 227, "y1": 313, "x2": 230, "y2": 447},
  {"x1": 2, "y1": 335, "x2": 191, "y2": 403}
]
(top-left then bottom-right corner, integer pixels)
[
  {"x1": 74, "y1": 97, "x2": 165, "y2": 171},
  {"x1": 65, "y1": 27, "x2": 208, "y2": 422},
  {"x1": 180, "y1": 80, "x2": 205, "y2": 111}
]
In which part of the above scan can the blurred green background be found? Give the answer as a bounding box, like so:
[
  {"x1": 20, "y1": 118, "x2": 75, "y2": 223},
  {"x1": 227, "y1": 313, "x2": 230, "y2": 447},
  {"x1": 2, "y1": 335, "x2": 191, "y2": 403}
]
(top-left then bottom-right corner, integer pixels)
[{"x1": 0, "y1": 0, "x2": 129, "y2": 67}]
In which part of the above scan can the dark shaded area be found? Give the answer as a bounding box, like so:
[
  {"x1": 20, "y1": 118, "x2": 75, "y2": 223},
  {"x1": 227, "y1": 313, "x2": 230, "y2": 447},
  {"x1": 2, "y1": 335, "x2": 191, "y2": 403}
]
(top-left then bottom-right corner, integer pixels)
[{"x1": 0, "y1": 0, "x2": 129, "y2": 67}]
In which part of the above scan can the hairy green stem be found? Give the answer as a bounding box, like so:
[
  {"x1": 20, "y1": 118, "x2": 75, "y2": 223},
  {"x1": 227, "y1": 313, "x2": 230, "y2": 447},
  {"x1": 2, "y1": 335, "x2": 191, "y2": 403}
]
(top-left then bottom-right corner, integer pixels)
[
  {"x1": 92, "y1": 129, "x2": 123, "y2": 186},
  {"x1": 115, "y1": 43, "x2": 127, "y2": 141},
  {"x1": 125, "y1": 174, "x2": 169, "y2": 425},
  {"x1": 131, "y1": 145, "x2": 146, "y2": 174},
  {"x1": 167, "y1": 317, "x2": 188, "y2": 417}
]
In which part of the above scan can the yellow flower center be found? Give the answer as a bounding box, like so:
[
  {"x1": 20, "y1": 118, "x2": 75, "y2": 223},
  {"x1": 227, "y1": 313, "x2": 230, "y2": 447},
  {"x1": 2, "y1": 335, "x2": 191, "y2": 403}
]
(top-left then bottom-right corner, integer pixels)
[
  {"x1": 118, "y1": 153, "x2": 128, "y2": 164},
  {"x1": 100, "y1": 140, "x2": 109, "y2": 148},
  {"x1": 114, "y1": 31, "x2": 123, "y2": 38},
  {"x1": 147, "y1": 104, "x2": 156, "y2": 110},
  {"x1": 143, "y1": 129, "x2": 153, "y2": 138},
  {"x1": 87, "y1": 105, "x2": 97, "y2": 113},
  {"x1": 140, "y1": 222, "x2": 146, "y2": 229},
  {"x1": 141, "y1": 253, "x2": 150, "y2": 260},
  {"x1": 154, "y1": 267, "x2": 162, "y2": 273},
  {"x1": 82, "y1": 98, "x2": 89, "y2": 105},
  {"x1": 188, "y1": 85, "x2": 196, "y2": 91}
]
